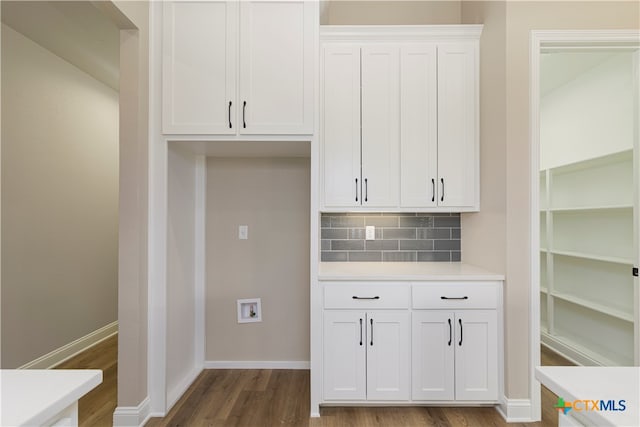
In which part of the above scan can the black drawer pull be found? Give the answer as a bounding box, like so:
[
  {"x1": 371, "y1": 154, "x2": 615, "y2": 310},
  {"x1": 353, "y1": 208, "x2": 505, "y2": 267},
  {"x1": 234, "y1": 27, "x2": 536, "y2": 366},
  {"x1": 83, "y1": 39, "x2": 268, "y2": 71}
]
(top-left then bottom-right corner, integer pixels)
[
  {"x1": 441, "y1": 296, "x2": 468, "y2": 300},
  {"x1": 352, "y1": 296, "x2": 380, "y2": 300}
]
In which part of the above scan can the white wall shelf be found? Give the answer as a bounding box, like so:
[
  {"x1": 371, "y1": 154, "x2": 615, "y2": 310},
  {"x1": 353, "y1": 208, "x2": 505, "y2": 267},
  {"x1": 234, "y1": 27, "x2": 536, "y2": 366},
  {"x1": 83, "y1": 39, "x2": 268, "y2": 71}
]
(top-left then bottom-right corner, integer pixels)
[
  {"x1": 540, "y1": 147, "x2": 636, "y2": 367},
  {"x1": 549, "y1": 249, "x2": 633, "y2": 266},
  {"x1": 551, "y1": 291, "x2": 633, "y2": 323},
  {"x1": 548, "y1": 205, "x2": 633, "y2": 212}
]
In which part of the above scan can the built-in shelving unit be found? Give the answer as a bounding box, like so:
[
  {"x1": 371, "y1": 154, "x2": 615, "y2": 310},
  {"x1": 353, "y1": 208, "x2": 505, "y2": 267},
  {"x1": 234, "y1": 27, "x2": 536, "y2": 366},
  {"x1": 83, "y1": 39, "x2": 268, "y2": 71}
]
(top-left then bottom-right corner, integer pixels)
[{"x1": 540, "y1": 149, "x2": 636, "y2": 366}]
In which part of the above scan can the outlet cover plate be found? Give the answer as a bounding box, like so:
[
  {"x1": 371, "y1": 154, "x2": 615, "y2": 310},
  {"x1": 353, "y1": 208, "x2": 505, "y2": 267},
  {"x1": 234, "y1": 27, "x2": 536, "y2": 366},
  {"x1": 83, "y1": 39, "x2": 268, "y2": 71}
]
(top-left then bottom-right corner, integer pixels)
[{"x1": 365, "y1": 226, "x2": 375, "y2": 240}]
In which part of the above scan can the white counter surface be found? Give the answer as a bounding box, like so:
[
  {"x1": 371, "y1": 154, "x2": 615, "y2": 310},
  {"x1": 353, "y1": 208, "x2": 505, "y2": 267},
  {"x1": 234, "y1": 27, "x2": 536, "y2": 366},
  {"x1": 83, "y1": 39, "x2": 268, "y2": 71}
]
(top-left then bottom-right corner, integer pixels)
[
  {"x1": 318, "y1": 262, "x2": 504, "y2": 281},
  {"x1": 535, "y1": 366, "x2": 639, "y2": 427},
  {"x1": 1, "y1": 369, "x2": 102, "y2": 426}
]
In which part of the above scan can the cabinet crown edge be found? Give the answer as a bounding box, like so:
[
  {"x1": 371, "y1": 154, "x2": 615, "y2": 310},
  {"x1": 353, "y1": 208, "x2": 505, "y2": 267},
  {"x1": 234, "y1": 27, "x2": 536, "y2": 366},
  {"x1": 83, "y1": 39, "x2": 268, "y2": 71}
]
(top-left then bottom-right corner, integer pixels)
[{"x1": 320, "y1": 24, "x2": 483, "y2": 42}]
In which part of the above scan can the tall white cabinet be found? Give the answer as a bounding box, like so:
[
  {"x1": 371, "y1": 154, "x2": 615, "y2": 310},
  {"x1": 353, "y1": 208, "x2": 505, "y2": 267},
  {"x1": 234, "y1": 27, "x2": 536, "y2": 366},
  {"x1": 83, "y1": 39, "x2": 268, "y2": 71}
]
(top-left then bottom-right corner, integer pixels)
[
  {"x1": 320, "y1": 26, "x2": 481, "y2": 211},
  {"x1": 163, "y1": 0, "x2": 315, "y2": 135}
]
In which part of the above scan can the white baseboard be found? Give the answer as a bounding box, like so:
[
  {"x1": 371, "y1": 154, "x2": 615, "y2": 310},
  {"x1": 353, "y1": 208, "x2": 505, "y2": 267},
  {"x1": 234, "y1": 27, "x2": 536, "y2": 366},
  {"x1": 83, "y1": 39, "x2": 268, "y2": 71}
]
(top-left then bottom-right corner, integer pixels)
[
  {"x1": 541, "y1": 333, "x2": 599, "y2": 366},
  {"x1": 204, "y1": 360, "x2": 310, "y2": 369},
  {"x1": 113, "y1": 397, "x2": 152, "y2": 427},
  {"x1": 167, "y1": 367, "x2": 203, "y2": 411},
  {"x1": 19, "y1": 321, "x2": 118, "y2": 369},
  {"x1": 497, "y1": 397, "x2": 535, "y2": 422}
]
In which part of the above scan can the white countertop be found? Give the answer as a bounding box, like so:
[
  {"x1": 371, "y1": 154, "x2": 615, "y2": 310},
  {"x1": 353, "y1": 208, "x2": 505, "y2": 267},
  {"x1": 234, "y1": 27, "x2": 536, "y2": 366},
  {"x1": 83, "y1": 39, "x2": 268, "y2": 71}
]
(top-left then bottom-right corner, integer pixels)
[
  {"x1": 535, "y1": 366, "x2": 640, "y2": 427},
  {"x1": 318, "y1": 262, "x2": 504, "y2": 281},
  {"x1": 1, "y1": 369, "x2": 102, "y2": 426}
]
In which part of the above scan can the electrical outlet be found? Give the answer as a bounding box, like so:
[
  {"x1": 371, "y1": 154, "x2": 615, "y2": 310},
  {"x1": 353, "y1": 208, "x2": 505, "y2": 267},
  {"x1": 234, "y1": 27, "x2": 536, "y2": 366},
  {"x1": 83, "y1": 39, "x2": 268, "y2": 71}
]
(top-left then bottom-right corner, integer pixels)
[
  {"x1": 239, "y1": 225, "x2": 248, "y2": 240},
  {"x1": 365, "y1": 225, "x2": 375, "y2": 240}
]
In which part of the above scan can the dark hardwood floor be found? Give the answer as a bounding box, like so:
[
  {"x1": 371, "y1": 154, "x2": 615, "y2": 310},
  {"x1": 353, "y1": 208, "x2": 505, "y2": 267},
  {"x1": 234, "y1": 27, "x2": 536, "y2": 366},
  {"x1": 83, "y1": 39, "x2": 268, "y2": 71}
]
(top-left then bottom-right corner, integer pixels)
[
  {"x1": 53, "y1": 335, "x2": 572, "y2": 427},
  {"x1": 146, "y1": 346, "x2": 573, "y2": 427},
  {"x1": 55, "y1": 334, "x2": 118, "y2": 427}
]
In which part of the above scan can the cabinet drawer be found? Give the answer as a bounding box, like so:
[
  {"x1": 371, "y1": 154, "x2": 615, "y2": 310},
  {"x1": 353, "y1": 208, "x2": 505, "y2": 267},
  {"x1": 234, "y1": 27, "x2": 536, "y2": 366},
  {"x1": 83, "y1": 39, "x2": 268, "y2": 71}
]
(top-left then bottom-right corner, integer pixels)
[
  {"x1": 412, "y1": 282, "x2": 499, "y2": 309},
  {"x1": 324, "y1": 283, "x2": 410, "y2": 309}
]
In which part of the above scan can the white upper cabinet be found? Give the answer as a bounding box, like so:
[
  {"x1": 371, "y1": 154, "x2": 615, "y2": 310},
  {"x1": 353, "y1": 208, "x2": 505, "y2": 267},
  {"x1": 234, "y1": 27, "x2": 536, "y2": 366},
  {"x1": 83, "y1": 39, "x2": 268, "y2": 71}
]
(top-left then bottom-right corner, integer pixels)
[
  {"x1": 321, "y1": 26, "x2": 481, "y2": 211},
  {"x1": 163, "y1": 0, "x2": 315, "y2": 136},
  {"x1": 321, "y1": 44, "x2": 399, "y2": 208},
  {"x1": 436, "y1": 43, "x2": 478, "y2": 209},
  {"x1": 399, "y1": 44, "x2": 438, "y2": 207},
  {"x1": 361, "y1": 46, "x2": 400, "y2": 208},
  {"x1": 239, "y1": 0, "x2": 314, "y2": 134},
  {"x1": 322, "y1": 46, "x2": 361, "y2": 208},
  {"x1": 163, "y1": 1, "x2": 236, "y2": 134},
  {"x1": 400, "y1": 42, "x2": 478, "y2": 209}
]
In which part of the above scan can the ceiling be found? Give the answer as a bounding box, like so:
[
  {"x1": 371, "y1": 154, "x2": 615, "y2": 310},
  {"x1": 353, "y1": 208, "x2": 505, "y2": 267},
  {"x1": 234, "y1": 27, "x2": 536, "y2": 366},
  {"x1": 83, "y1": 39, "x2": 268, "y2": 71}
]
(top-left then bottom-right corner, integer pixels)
[{"x1": 1, "y1": 1, "x2": 120, "y2": 90}]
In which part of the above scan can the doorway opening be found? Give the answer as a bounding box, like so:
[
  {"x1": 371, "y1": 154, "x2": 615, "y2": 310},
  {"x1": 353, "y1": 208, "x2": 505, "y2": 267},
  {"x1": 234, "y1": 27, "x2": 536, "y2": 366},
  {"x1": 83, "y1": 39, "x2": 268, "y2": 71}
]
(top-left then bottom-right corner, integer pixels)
[{"x1": 530, "y1": 29, "x2": 640, "y2": 420}]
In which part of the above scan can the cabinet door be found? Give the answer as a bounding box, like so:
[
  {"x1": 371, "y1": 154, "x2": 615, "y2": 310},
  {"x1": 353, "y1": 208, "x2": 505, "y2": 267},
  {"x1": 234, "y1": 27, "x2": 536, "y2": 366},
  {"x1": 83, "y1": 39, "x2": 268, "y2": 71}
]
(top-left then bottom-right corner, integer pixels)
[
  {"x1": 323, "y1": 311, "x2": 366, "y2": 400},
  {"x1": 239, "y1": 0, "x2": 314, "y2": 134},
  {"x1": 400, "y1": 45, "x2": 438, "y2": 208},
  {"x1": 321, "y1": 46, "x2": 361, "y2": 208},
  {"x1": 162, "y1": 1, "x2": 236, "y2": 134},
  {"x1": 437, "y1": 43, "x2": 478, "y2": 208},
  {"x1": 367, "y1": 311, "x2": 410, "y2": 400},
  {"x1": 412, "y1": 311, "x2": 455, "y2": 400},
  {"x1": 361, "y1": 46, "x2": 400, "y2": 208},
  {"x1": 454, "y1": 310, "x2": 498, "y2": 401}
]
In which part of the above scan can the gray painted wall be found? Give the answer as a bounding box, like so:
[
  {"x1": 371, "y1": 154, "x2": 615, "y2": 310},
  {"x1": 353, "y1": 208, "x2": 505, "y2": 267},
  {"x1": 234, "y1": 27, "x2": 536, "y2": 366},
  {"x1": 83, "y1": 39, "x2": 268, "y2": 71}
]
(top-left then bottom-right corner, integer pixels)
[{"x1": 1, "y1": 24, "x2": 119, "y2": 368}]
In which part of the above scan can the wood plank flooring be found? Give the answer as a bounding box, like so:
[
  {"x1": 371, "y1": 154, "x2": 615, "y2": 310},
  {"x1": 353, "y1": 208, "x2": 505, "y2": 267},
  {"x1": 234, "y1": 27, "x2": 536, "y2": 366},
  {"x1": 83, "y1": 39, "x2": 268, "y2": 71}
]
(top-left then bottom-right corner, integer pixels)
[
  {"x1": 146, "y1": 346, "x2": 573, "y2": 427},
  {"x1": 53, "y1": 335, "x2": 572, "y2": 427},
  {"x1": 55, "y1": 334, "x2": 118, "y2": 427}
]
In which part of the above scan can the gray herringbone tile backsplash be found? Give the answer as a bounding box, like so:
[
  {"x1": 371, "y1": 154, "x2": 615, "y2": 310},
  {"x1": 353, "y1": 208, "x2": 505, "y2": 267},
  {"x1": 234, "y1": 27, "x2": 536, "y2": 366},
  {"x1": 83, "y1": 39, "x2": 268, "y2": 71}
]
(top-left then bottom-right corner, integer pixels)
[{"x1": 321, "y1": 213, "x2": 461, "y2": 262}]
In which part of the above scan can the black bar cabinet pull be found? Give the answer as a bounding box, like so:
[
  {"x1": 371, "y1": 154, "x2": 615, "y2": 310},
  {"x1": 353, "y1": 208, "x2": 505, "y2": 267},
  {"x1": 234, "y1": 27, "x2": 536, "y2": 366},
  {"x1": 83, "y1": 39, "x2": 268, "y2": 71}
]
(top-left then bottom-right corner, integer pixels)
[
  {"x1": 441, "y1": 296, "x2": 469, "y2": 300},
  {"x1": 364, "y1": 178, "x2": 368, "y2": 202},
  {"x1": 441, "y1": 178, "x2": 445, "y2": 202},
  {"x1": 431, "y1": 178, "x2": 435, "y2": 202},
  {"x1": 633, "y1": 267, "x2": 639, "y2": 277},
  {"x1": 352, "y1": 296, "x2": 380, "y2": 300},
  {"x1": 458, "y1": 318, "x2": 463, "y2": 346},
  {"x1": 370, "y1": 318, "x2": 374, "y2": 346},
  {"x1": 359, "y1": 318, "x2": 363, "y2": 346},
  {"x1": 228, "y1": 101, "x2": 232, "y2": 128},
  {"x1": 355, "y1": 178, "x2": 359, "y2": 202},
  {"x1": 448, "y1": 318, "x2": 452, "y2": 346},
  {"x1": 242, "y1": 101, "x2": 247, "y2": 128}
]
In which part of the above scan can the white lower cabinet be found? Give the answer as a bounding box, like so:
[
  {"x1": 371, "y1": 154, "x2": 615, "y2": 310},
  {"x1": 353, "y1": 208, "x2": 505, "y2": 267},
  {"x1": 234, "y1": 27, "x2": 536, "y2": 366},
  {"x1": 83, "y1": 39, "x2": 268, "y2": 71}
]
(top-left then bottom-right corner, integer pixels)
[
  {"x1": 321, "y1": 281, "x2": 500, "y2": 405},
  {"x1": 412, "y1": 310, "x2": 498, "y2": 401},
  {"x1": 323, "y1": 310, "x2": 410, "y2": 401}
]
